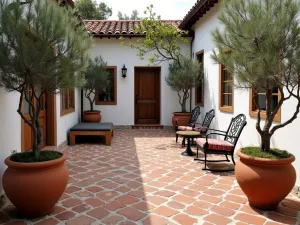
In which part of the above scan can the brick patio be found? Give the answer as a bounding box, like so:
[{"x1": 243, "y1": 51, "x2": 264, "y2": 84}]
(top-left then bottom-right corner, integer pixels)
[{"x1": 1, "y1": 129, "x2": 300, "y2": 225}]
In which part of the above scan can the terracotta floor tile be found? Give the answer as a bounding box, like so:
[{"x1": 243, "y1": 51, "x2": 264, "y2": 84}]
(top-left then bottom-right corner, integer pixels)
[
  {"x1": 35, "y1": 218, "x2": 60, "y2": 225},
  {"x1": 65, "y1": 215, "x2": 95, "y2": 225},
  {"x1": 117, "y1": 207, "x2": 147, "y2": 221},
  {"x1": 142, "y1": 215, "x2": 168, "y2": 225},
  {"x1": 266, "y1": 212, "x2": 297, "y2": 224},
  {"x1": 86, "y1": 207, "x2": 110, "y2": 220},
  {"x1": 152, "y1": 206, "x2": 179, "y2": 217},
  {"x1": 173, "y1": 214, "x2": 198, "y2": 225},
  {"x1": 235, "y1": 213, "x2": 266, "y2": 225},
  {"x1": 204, "y1": 213, "x2": 232, "y2": 225}
]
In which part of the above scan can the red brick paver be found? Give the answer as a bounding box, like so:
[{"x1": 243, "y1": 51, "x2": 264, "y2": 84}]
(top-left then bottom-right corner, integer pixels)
[{"x1": 1, "y1": 129, "x2": 300, "y2": 224}]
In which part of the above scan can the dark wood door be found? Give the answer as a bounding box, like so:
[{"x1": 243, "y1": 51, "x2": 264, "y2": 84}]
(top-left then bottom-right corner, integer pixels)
[
  {"x1": 23, "y1": 89, "x2": 47, "y2": 151},
  {"x1": 135, "y1": 68, "x2": 160, "y2": 124}
]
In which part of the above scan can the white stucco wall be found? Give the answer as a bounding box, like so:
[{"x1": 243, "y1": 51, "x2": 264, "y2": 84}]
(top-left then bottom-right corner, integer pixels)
[
  {"x1": 192, "y1": 2, "x2": 300, "y2": 185},
  {"x1": 84, "y1": 39, "x2": 191, "y2": 126},
  {"x1": 0, "y1": 89, "x2": 22, "y2": 195},
  {"x1": 57, "y1": 88, "x2": 81, "y2": 145}
]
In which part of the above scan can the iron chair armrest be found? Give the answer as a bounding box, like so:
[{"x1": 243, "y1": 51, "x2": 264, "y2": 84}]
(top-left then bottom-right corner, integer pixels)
[
  {"x1": 205, "y1": 132, "x2": 239, "y2": 143},
  {"x1": 205, "y1": 128, "x2": 226, "y2": 133}
]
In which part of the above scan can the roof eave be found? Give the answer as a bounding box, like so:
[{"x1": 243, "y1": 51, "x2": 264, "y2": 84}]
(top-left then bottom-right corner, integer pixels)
[
  {"x1": 91, "y1": 32, "x2": 194, "y2": 39},
  {"x1": 179, "y1": 0, "x2": 218, "y2": 30}
]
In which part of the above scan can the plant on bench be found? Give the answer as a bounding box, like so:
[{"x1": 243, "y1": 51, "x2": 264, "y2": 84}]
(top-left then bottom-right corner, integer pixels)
[{"x1": 83, "y1": 56, "x2": 109, "y2": 123}]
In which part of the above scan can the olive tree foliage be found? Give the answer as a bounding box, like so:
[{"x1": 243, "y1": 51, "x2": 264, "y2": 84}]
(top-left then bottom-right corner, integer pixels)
[
  {"x1": 121, "y1": 5, "x2": 203, "y2": 112},
  {"x1": 211, "y1": 0, "x2": 300, "y2": 152},
  {"x1": 0, "y1": 0, "x2": 92, "y2": 160},
  {"x1": 121, "y1": 4, "x2": 188, "y2": 65},
  {"x1": 84, "y1": 56, "x2": 109, "y2": 112},
  {"x1": 166, "y1": 56, "x2": 203, "y2": 112}
]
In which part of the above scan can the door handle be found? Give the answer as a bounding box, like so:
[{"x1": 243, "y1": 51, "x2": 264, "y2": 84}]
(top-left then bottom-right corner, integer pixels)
[{"x1": 135, "y1": 94, "x2": 139, "y2": 104}]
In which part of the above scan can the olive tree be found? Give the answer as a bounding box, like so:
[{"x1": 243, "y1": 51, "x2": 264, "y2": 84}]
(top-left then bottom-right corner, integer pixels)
[
  {"x1": 211, "y1": 0, "x2": 300, "y2": 152},
  {"x1": 0, "y1": 0, "x2": 92, "y2": 160}
]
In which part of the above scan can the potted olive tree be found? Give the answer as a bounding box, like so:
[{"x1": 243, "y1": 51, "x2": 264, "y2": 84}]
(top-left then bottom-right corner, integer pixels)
[
  {"x1": 212, "y1": 0, "x2": 300, "y2": 209},
  {"x1": 83, "y1": 56, "x2": 109, "y2": 122},
  {"x1": 121, "y1": 5, "x2": 203, "y2": 126},
  {"x1": 167, "y1": 56, "x2": 203, "y2": 126},
  {"x1": 0, "y1": 0, "x2": 92, "y2": 217}
]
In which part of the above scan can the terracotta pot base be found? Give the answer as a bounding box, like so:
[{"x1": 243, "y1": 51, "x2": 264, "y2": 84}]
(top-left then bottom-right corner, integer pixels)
[
  {"x1": 3, "y1": 152, "x2": 69, "y2": 217},
  {"x1": 235, "y1": 149, "x2": 296, "y2": 210}
]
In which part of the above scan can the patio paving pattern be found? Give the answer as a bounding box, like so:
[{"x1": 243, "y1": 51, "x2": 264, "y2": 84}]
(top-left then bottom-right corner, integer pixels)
[{"x1": 1, "y1": 129, "x2": 300, "y2": 225}]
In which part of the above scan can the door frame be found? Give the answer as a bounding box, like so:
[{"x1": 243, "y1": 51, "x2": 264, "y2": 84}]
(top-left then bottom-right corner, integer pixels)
[
  {"x1": 134, "y1": 66, "x2": 161, "y2": 125},
  {"x1": 21, "y1": 92, "x2": 57, "y2": 152}
]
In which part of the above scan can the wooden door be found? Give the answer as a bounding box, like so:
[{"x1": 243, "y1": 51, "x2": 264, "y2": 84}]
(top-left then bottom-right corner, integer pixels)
[
  {"x1": 135, "y1": 68, "x2": 160, "y2": 124},
  {"x1": 23, "y1": 89, "x2": 47, "y2": 151}
]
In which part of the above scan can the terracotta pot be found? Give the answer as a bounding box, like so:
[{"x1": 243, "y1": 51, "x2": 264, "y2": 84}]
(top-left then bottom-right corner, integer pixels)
[
  {"x1": 235, "y1": 149, "x2": 296, "y2": 210},
  {"x1": 172, "y1": 112, "x2": 191, "y2": 127},
  {"x1": 3, "y1": 152, "x2": 69, "y2": 217},
  {"x1": 83, "y1": 110, "x2": 102, "y2": 123}
]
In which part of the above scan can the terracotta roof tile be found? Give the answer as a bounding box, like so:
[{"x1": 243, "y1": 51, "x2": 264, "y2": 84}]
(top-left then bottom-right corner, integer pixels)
[
  {"x1": 83, "y1": 20, "x2": 192, "y2": 37},
  {"x1": 179, "y1": 0, "x2": 218, "y2": 30}
]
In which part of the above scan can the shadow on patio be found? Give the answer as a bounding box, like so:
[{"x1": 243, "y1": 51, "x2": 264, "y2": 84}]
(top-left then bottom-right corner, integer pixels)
[{"x1": 0, "y1": 128, "x2": 299, "y2": 225}]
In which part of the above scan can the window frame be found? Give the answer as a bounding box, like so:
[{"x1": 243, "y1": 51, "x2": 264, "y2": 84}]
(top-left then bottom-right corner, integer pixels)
[
  {"x1": 219, "y1": 63, "x2": 234, "y2": 113},
  {"x1": 249, "y1": 88, "x2": 281, "y2": 122},
  {"x1": 95, "y1": 66, "x2": 117, "y2": 105},
  {"x1": 195, "y1": 50, "x2": 205, "y2": 107},
  {"x1": 60, "y1": 88, "x2": 75, "y2": 116}
]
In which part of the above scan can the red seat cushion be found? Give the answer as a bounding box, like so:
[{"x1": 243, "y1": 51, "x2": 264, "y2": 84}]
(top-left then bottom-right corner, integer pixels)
[
  {"x1": 193, "y1": 125, "x2": 207, "y2": 134},
  {"x1": 195, "y1": 138, "x2": 234, "y2": 151},
  {"x1": 178, "y1": 126, "x2": 193, "y2": 131}
]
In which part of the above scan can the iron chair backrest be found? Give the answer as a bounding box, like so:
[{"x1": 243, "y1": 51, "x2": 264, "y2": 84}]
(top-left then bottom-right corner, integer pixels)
[
  {"x1": 202, "y1": 109, "x2": 215, "y2": 128},
  {"x1": 224, "y1": 114, "x2": 247, "y2": 147},
  {"x1": 188, "y1": 106, "x2": 201, "y2": 126}
]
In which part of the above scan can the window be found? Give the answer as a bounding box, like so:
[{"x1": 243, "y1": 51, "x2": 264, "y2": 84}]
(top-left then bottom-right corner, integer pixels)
[
  {"x1": 195, "y1": 50, "x2": 204, "y2": 106},
  {"x1": 249, "y1": 88, "x2": 281, "y2": 122},
  {"x1": 219, "y1": 63, "x2": 234, "y2": 112},
  {"x1": 95, "y1": 66, "x2": 117, "y2": 105},
  {"x1": 61, "y1": 88, "x2": 75, "y2": 116}
]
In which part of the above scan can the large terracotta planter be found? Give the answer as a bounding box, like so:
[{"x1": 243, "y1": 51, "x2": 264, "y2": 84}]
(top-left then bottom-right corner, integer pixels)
[
  {"x1": 235, "y1": 149, "x2": 296, "y2": 210},
  {"x1": 172, "y1": 112, "x2": 191, "y2": 127},
  {"x1": 83, "y1": 110, "x2": 102, "y2": 123},
  {"x1": 3, "y1": 152, "x2": 69, "y2": 217}
]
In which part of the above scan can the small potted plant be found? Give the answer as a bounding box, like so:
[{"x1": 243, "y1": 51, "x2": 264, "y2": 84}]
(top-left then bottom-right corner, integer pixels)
[
  {"x1": 212, "y1": 0, "x2": 300, "y2": 209},
  {"x1": 0, "y1": 0, "x2": 92, "y2": 217},
  {"x1": 82, "y1": 56, "x2": 109, "y2": 123},
  {"x1": 166, "y1": 55, "x2": 203, "y2": 126}
]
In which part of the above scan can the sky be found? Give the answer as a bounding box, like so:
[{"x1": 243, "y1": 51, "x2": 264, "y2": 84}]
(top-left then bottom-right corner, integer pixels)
[{"x1": 96, "y1": 0, "x2": 197, "y2": 20}]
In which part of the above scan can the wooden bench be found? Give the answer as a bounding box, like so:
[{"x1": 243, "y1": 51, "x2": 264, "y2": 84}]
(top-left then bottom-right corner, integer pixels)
[{"x1": 69, "y1": 123, "x2": 114, "y2": 146}]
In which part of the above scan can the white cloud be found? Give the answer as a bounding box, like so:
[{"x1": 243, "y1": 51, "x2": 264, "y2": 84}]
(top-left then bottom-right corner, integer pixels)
[{"x1": 95, "y1": 0, "x2": 196, "y2": 20}]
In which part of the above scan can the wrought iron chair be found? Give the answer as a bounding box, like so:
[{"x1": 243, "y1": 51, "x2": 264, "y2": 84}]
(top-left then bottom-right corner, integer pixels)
[
  {"x1": 176, "y1": 109, "x2": 215, "y2": 146},
  {"x1": 175, "y1": 107, "x2": 201, "y2": 146},
  {"x1": 195, "y1": 114, "x2": 247, "y2": 172},
  {"x1": 175, "y1": 106, "x2": 201, "y2": 133}
]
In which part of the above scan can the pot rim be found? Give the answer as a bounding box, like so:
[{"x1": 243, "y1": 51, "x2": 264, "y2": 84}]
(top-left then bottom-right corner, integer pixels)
[
  {"x1": 237, "y1": 149, "x2": 295, "y2": 165},
  {"x1": 173, "y1": 112, "x2": 192, "y2": 115},
  {"x1": 83, "y1": 110, "x2": 101, "y2": 113},
  {"x1": 5, "y1": 151, "x2": 67, "y2": 169}
]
